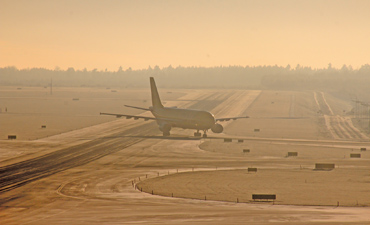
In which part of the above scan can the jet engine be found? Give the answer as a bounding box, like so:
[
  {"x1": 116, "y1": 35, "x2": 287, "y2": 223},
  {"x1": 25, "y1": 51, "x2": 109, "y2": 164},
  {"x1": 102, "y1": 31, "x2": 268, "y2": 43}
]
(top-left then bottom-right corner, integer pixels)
[
  {"x1": 159, "y1": 123, "x2": 172, "y2": 133},
  {"x1": 211, "y1": 123, "x2": 223, "y2": 133}
]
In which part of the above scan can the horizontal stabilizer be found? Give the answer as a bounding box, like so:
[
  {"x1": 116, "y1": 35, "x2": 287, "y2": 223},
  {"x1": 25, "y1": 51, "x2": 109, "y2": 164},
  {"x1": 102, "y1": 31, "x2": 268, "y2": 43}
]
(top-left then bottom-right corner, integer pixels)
[
  {"x1": 257, "y1": 117, "x2": 309, "y2": 119},
  {"x1": 216, "y1": 116, "x2": 249, "y2": 122},
  {"x1": 124, "y1": 105, "x2": 150, "y2": 111}
]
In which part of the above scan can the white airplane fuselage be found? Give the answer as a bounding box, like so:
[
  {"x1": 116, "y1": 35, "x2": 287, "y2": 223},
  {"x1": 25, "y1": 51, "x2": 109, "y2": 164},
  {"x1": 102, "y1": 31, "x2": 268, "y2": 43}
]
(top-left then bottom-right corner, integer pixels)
[{"x1": 151, "y1": 106, "x2": 216, "y2": 130}]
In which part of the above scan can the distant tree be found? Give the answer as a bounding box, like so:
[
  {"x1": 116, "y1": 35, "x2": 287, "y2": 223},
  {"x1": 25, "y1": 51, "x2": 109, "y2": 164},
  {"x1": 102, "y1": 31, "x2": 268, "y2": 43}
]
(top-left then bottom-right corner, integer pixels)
[
  {"x1": 0, "y1": 64, "x2": 368, "y2": 91},
  {"x1": 341, "y1": 64, "x2": 348, "y2": 73},
  {"x1": 358, "y1": 64, "x2": 370, "y2": 75},
  {"x1": 67, "y1": 67, "x2": 75, "y2": 73},
  {"x1": 327, "y1": 63, "x2": 333, "y2": 70}
]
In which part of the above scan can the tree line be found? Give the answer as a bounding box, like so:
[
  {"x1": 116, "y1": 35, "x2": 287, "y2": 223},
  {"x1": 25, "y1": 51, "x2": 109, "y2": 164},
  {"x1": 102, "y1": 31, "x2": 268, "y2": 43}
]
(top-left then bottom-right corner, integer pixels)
[{"x1": 1, "y1": 64, "x2": 370, "y2": 96}]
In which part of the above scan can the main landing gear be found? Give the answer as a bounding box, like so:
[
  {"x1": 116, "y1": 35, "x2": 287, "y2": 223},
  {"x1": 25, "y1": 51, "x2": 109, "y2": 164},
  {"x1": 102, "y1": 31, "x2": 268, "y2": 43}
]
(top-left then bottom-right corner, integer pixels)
[
  {"x1": 163, "y1": 131, "x2": 170, "y2": 136},
  {"x1": 194, "y1": 130, "x2": 207, "y2": 138}
]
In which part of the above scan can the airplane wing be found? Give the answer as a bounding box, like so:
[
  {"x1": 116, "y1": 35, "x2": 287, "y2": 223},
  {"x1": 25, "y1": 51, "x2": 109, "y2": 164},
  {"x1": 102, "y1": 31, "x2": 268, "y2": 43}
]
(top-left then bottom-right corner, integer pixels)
[
  {"x1": 100, "y1": 112, "x2": 181, "y2": 123},
  {"x1": 100, "y1": 112, "x2": 156, "y2": 121},
  {"x1": 216, "y1": 116, "x2": 249, "y2": 122}
]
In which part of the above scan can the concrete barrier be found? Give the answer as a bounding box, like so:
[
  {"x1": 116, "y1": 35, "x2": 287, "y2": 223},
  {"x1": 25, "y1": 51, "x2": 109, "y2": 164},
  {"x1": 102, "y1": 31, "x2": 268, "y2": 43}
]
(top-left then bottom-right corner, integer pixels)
[
  {"x1": 41, "y1": 125, "x2": 46, "y2": 128},
  {"x1": 287, "y1": 152, "x2": 298, "y2": 157},
  {"x1": 238, "y1": 139, "x2": 244, "y2": 143},
  {"x1": 243, "y1": 149, "x2": 250, "y2": 153},
  {"x1": 248, "y1": 168, "x2": 257, "y2": 172},
  {"x1": 315, "y1": 163, "x2": 335, "y2": 170},
  {"x1": 8, "y1": 135, "x2": 16, "y2": 140},
  {"x1": 252, "y1": 194, "x2": 276, "y2": 201},
  {"x1": 360, "y1": 148, "x2": 366, "y2": 151},
  {"x1": 350, "y1": 153, "x2": 361, "y2": 158}
]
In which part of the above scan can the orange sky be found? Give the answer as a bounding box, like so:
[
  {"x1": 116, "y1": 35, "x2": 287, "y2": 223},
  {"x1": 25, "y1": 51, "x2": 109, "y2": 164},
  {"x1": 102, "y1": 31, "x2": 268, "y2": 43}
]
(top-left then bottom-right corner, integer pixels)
[{"x1": 1, "y1": 0, "x2": 370, "y2": 70}]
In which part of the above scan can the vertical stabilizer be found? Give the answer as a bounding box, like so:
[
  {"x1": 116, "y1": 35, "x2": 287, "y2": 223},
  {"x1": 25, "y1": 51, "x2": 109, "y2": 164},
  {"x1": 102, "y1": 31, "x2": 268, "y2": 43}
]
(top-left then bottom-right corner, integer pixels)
[{"x1": 150, "y1": 77, "x2": 164, "y2": 108}]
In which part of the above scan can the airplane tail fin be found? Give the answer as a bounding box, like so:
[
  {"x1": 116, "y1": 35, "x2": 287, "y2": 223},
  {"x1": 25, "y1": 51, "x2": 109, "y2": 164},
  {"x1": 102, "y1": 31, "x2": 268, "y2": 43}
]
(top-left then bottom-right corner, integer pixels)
[{"x1": 150, "y1": 77, "x2": 164, "y2": 108}]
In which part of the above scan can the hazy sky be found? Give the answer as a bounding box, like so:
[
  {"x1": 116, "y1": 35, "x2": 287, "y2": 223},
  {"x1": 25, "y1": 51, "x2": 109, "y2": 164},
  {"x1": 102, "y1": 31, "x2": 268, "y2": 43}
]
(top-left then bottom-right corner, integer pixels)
[{"x1": 1, "y1": 0, "x2": 370, "y2": 70}]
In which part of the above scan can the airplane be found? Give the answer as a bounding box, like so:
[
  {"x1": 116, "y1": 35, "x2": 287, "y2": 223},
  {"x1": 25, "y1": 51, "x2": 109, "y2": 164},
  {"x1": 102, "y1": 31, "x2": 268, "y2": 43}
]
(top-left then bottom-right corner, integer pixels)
[{"x1": 100, "y1": 77, "x2": 249, "y2": 137}]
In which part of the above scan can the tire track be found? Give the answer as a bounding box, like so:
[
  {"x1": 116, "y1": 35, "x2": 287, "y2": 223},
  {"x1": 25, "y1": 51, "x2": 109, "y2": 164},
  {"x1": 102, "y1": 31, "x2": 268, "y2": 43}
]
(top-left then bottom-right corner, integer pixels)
[
  {"x1": 315, "y1": 92, "x2": 367, "y2": 140},
  {"x1": 331, "y1": 116, "x2": 350, "y2": 139},
  {"x1": 338, "y1": 116, "x2": 362, "y2": 139},
  {"x1": 0, "y1": 122, "x2": 159, "y2": 194}
]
